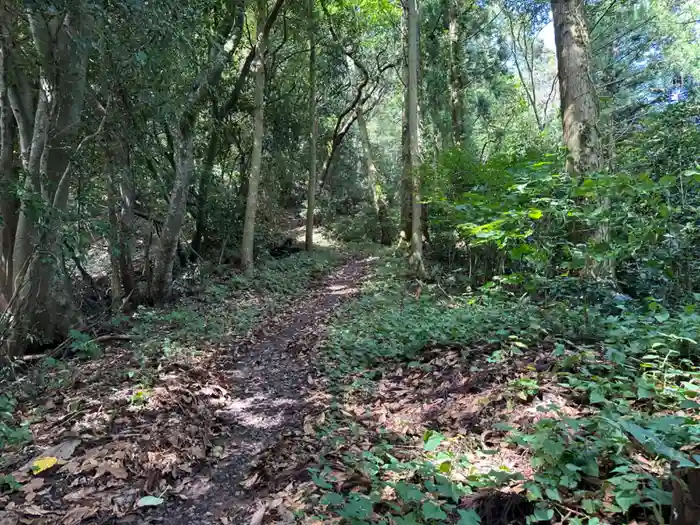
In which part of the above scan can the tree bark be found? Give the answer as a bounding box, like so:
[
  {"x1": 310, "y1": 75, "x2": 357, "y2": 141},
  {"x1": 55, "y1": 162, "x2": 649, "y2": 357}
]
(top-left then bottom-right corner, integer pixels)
[
  {"x1": 2, "y1": 5, "x2": 92, "y2": 355},
  {"x1": 552, "y1": 0, "x2": 609, "y2": 279},
  {"x1": 551, "y1": 0, "x2": 601, "y2": 178},
  {"x1": 448, "y1": 0, "x2": 465, "y2": 145},
  {"x1": 192, "y1": 125, "x2": 219, "y2": 257},
  {"x1": 151, "y1": 124, "x2": 193, "y2": 301},
  {"x1": 241, "y1": 0, "x2": 268, "y2": 275},
  {"x1": 357, "y1": 105, "x2": 391, "y2": 245},
  {"x1": 0, "y1": 35, "x2": 17, "y2": 309},
  {"x1": 407, "y1": 0, "x2": 424, "y2": 274},
  {"x1": 305, "y1": 0, "x2": 317, "y2": 251},
  {"x1": 400, "y1": 10, "x2": 413, "y2": 242}
]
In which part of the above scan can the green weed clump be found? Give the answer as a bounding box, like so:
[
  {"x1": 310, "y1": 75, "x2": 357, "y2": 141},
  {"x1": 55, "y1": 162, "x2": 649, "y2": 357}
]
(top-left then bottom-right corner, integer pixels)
[{"x1": 314, "y1": 254, "x2": 700, "y2": 524}]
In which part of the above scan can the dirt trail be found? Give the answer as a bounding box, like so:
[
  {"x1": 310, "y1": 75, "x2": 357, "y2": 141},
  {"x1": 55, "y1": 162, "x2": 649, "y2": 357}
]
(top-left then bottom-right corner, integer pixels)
[{"x1": 149, "y1": 258, "x2": 372, "y2": 524}]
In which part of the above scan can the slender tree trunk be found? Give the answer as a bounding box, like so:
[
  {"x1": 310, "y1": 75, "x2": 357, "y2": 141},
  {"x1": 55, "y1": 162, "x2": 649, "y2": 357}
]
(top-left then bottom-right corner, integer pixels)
[
  {"x1": 242, "y1": 0, "x2": 267, "y2": 275},
  {"x1": 400, "y1": 11, "x2": 413, "y2": 242},
  {"x1": 192, "y1": 128, "x2": 219, "y2": 256},
  {"x1": 357, "y1": 105, "x2": 391, "y2": 245},
  {"x1": 105, "y1": 141, "x2": 136, "y2": 308},
  {"x1": 407, "y1": 0, "x2": 424, "y2": 273},
  {"x1": 448, "y1": 0, "x2": 464, "y2": 145},
  {"x1": 305, "y1": 0, "x2": 317, "y2": 251}
]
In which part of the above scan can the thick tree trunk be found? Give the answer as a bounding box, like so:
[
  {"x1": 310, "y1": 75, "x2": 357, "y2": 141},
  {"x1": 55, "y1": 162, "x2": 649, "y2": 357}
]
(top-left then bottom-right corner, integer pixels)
[
  {"x1": 2, "y1": 6, "x2": 91, "y2": 355},
  {"x1": 357, "y1": 106, "x2": 391, "y2": 245},
  {"x1": 0, "y1": 41, "x2": 17, "y2": 310},
  {"x1": 241, "y1": 0, "x2": 267, "y2": 275},
  {"x1": 305, "y1": 0, "x2": 317, "y2": 251},
  {"x1": 551, "y1": 0, "x2": 600, "y2": 178},
  {"x1": 552, "y1": 0, "x2": 609, "y2": 279},
  {"x1": 407, "y1": 0, "x2": 424, "y2": 274},
  {"x1": 672, "y1": 466, "x2": 700, "y2": 525}
]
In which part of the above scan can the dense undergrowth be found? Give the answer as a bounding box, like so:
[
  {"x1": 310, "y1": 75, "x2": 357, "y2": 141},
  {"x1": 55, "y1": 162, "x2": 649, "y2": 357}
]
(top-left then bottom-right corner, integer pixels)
[
  {"x1": 293, "y1": 104, "x2": 700, "y2": 523},
  {"x1": 294, "y1": 255, "x2": 700, "y2": 524}
]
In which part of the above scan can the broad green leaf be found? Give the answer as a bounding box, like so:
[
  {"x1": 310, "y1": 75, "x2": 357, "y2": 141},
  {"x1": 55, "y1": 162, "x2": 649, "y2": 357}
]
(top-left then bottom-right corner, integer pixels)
[
  {"x1": 457, "y1": 509, "x2": 482, "y2": 525},
  {"x1": 615, "y1": 492, "x2": 641, "y2": 513},
  {"x1": 136, "y1": 496, "x2": 164, "y2": 507},
  {"x1": 395, "y1": 482, "x2": 425, "y2": 503},
  {"x1": 423, "y1": 430, "x2": 445, "y2": 452},
  {"x1": 320, "y1": 492, "x2": 345, "y2": 506},
  {"x1": 421, "y1": 501, "x2": 447, "y2": 520},
  {"x1": 531, "y1": 508, "x2": 554, "y2": 521}
]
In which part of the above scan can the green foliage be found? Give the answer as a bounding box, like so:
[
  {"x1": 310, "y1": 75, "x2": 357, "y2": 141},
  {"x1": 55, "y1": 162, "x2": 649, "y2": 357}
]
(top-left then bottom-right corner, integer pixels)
[
  {"x1": 68, "y1": 330, "x2": 102, "y2": 360},
  {"x1": 0, "y1": 395, "x2": 31, "y2": 452}
]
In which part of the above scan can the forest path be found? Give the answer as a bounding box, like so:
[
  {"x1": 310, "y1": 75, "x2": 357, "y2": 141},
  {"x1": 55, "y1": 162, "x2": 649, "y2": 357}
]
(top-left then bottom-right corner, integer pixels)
[{"x1": 151, "y1": 257, "x2": 373, "y2": 524}]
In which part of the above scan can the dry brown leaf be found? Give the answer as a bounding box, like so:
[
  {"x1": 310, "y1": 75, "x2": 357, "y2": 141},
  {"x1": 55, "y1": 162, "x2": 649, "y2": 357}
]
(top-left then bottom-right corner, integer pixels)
[
  {"x1": 63, "y1": 487, "x2": 96, "y2": 502},
  {"x1": 249, "y1": 503, "x2": 268, "y2": 525},
  {"x1": 10, "y1": 471, "x2": 29, "y2": 484},
  {"x1": 61, "y1": 506, "x2": 98, "y2": 525},
  {"x1": 21, "y1": 505, "x2": 49, "y2": 516},
  {"x1": 20, "y1": 478, "x2": 44, "y2": 493},
  {"x1": 242, "y1": 473, "x2": 260, "y2": 489},
  {"x1": 107, "y1": 462, "x2": 128, "y2": 480},
  {"x1": 0, "y1": 511, "x2": 19, "y2": 525}
]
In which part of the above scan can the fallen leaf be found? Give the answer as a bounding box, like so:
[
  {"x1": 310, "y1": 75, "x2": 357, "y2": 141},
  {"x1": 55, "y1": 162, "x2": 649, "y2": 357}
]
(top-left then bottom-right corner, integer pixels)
[
  {"x1": 136, "y1": 495, "x2": 164, "y2": 508},
  {"x1": 10, "y1": 471, "x2": 29, "y2": 484},
  {"x1": 63, "y1": 487, "x2": 96, "y2": 502},
  {"x1": 108, "y1": 462, "x2": 128, "y2": 480},
  {"x1": 51, "y1": 439, "x2": 81, "y2": 461},
  {"x1": 303, "y1": 416, "x2": 314, "y2": 436},
  {"x1": 20, "y1": 478, "x2": 44, "y2": 493},
  {"x1": 62, "y1": 506, "x2": 98, "y2": 525},
  {"x1": 31, "y1": 457, "x2": 58, "y2": 475},
  {"x1": 21, "y1": 505, "x2": 49, "y2": 516},
  {"x1": 249, "y1": 503, "x2": 268, "y2": 525}
]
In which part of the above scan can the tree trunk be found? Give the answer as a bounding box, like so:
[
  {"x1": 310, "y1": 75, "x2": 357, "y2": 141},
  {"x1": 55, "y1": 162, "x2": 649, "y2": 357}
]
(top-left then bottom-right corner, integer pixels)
[
  {"x1": 552, "y1": 0, "x2": 609, "y2": 279},
  {"x1": 105, "y1": 141, "x2": 136, "y2": 308},
  {"x1": 192, "y1": 128, "x2": 219, "y2": 257},
  {"x1": 551, "y1": 0, "x2": 601, "y2": 178},
  {"x1": 357, "y1": 105, "x2": 391, "y2": 245},
  {"x1": 448, "y1": 0, "x2": 464, "y2": 145},
  {"x1": 3, "y1": 5, "x2": 91, "y2": 355},
  {"x1": 151, "y1": 124, "x2": 194, "y2": 302},
  {"x1": 0, "y1": 40, "x2": 17, "y2": 310},
  {"x1": 672, "y1": 466, "x2": 700, "y2": 525},
  {"x1": 400, "y1": 11, "x2": 413, "y2": 242},
  {"x1": 407, "y1": 0, "x2": 424, "y2": 274},
  {"x1": 241, "y1": 0, "x2": 268, "y2": 275},
  {"x1": 305, "y1": 0, "x2": 317, "y2": 251},
  {"x1": 149, "y1": 0, "x2": 247, "y2": 302}
]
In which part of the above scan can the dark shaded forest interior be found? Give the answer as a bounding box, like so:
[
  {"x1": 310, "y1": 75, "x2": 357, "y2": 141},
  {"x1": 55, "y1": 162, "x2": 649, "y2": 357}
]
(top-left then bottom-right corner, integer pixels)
[{"x1": 1, "y1": 0, "x2": 700, "y2": 524}]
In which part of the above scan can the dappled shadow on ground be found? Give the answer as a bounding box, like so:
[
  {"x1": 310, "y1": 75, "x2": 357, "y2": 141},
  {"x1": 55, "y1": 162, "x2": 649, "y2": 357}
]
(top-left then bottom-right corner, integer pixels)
[
  {"x1": 237, "y1": 340, "x2": 592, "y2": 524},
  {"x1": 0, "y1": 258, "x2": 372, "y2": 525}
]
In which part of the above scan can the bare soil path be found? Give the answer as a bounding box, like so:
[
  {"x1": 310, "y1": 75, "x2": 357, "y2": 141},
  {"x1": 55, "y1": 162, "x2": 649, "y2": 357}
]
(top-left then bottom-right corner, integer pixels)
[
  {"x1": 0, "y1": 257, "x2": 372, "y2": 525},
  {"x1": 148, "y1": 258, "x2": 372, "y2": 524}
]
